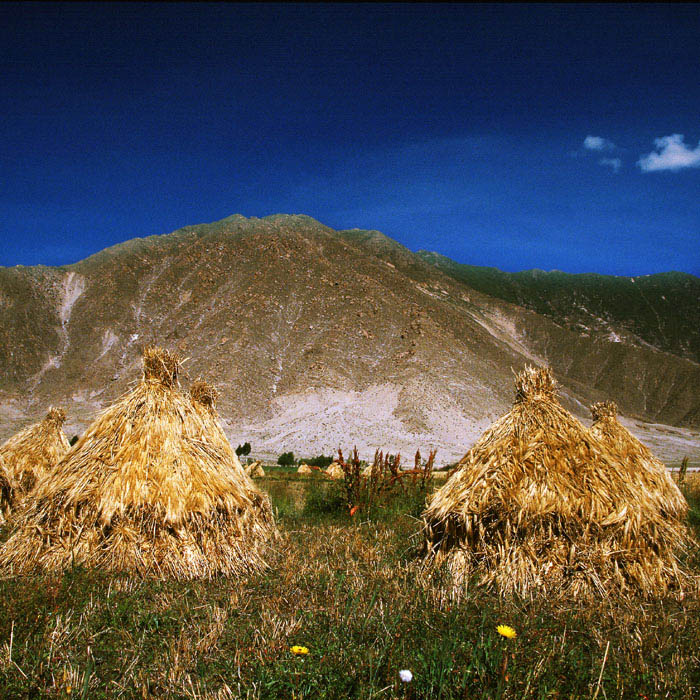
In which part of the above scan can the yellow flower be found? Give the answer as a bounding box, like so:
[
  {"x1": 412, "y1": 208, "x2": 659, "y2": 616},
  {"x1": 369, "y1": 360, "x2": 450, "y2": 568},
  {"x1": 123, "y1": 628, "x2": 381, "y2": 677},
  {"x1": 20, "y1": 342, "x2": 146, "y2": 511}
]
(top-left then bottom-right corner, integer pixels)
[
  {"x1": 497, "y1": 624, "x2": 517, "y2": 639},
  {"x1": 290, "y1": 645, "x2": 309, "y2": 655},
  {"x1": 66, "y1": 687, "x2": 72, "y2": 696}
]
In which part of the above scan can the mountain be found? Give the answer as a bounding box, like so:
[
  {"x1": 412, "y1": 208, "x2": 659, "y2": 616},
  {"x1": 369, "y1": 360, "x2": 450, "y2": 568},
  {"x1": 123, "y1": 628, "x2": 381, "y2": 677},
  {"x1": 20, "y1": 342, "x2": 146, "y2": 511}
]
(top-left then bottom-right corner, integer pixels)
[
  {"x1": 417, "y1": 251, "x2": 700, "y2": 362},
  {"x1": 1, "y1": 214, "x2": 698, "y2": 463}
]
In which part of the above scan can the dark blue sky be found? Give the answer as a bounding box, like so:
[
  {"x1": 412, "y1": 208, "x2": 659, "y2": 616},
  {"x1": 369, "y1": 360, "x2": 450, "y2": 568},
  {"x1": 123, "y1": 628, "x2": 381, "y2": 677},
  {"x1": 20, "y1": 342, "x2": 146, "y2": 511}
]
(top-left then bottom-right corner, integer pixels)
[{"x1": 2, "y1": 3, "x2": 699, "y2": 275}]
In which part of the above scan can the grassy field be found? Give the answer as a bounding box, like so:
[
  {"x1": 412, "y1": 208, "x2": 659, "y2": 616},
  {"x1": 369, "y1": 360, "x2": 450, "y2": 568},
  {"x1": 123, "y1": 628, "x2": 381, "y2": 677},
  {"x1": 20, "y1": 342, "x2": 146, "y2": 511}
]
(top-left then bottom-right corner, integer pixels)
[{"x1": 1, "y1": 471, "x2": 699, "y2": 699}]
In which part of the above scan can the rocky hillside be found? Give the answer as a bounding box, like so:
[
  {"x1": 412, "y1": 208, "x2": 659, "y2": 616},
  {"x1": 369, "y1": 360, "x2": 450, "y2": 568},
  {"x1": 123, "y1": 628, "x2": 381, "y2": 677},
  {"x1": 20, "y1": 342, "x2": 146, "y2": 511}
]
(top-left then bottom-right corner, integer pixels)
[
  {"x1": 1, "y1": 214, "x2": 698, "y2": 462},
  {"x1": 418, "y1": 251, "x2": 700, "y2": 362}
]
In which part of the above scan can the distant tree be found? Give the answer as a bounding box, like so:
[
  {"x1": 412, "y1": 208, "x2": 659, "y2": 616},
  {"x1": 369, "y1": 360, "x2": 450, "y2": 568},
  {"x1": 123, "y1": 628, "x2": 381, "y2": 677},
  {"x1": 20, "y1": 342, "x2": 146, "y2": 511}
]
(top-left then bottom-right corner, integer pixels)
[
  {"x1": 236, "y1": 442, "x2": 251, "y2": 457},
  {"x1": 277, "y1": 451, "x2": 295, "y2": 466},
  {"x1": 306, "y1": 454, "x2": 333, "y2": 468}
]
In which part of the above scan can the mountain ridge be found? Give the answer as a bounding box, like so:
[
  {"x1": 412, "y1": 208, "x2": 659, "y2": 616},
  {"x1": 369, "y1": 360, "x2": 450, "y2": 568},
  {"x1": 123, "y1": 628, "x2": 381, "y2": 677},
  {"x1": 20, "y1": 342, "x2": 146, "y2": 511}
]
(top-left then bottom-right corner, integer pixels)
[
  {"x1": 417, "y1": 249, "x2": 700, "y2": 363},
  {"x1": 1, "y1": 213, "x2": 698, "y2": 463}
]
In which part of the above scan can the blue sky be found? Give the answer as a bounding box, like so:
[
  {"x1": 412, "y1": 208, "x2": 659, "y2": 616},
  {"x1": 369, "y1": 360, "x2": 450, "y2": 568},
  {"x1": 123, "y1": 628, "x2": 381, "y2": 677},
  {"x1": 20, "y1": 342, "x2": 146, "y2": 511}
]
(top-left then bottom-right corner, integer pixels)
[{"x1": 2, "y1": 3, "x2": 699, "y2": 275}]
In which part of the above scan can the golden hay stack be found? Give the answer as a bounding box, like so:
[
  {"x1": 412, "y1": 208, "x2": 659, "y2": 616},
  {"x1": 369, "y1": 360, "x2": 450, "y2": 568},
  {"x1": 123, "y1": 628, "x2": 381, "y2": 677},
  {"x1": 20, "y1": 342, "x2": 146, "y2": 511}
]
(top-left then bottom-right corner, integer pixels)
[
  {"x1": 325, "y1": 462, "x2": 345, "y2": 480},
  {"x1": 189, "y1": 378, "x2": 269, "y2": 483},
  {"x1": 589, "y1": 401, "x2": 687, "y2": 519},
  {"x1": 422, "y1": 366, "x2": 692, "y2": 599},
  {"x1": 245, "y1": 461, "x2": 265, "y2": 478},
  {"x1": 0, "y1": 455, "x2": 12, "y2": 525},
  {"x1": 189, "y1": 380, "x2": 245, "y2": 473},
  {"x1": 297, "y1": 464, "x2": 313, "y2": 475},
  {"x1": 361, "y1": 464, "x2": 375, "y2": 478},
  {"x1": 0, "y1": 407, "x2": 70, "y2": 511},
  {"x1": 0, "y1": 347, "x2": 275, "y2": 579}
]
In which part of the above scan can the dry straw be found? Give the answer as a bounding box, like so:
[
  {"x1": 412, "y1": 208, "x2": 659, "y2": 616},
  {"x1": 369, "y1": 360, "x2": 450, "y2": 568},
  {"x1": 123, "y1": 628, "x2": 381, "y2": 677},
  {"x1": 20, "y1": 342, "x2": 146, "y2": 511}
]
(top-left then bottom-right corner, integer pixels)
[
  {"x1": 589, "y1": 401, "x2": 687, "y2": 520},
  {"x1": 361, "y1": 464, "x2": 376, "y2": 478},
  {"x1": 422, "y1": 366, "x2": 693, "y2": 599},
  {"x1": 0, "y1": 455, "x2": 12, "y2": 525},
  {"x1": 0, "y1": 346, "x2": 275, "y2": 579},
  {"x1": 245, "y1": 461, "x2": 265, "y2": 478},
  {"x1": 297, "y1": 464, "x2": 313, "y2": 475},
  {"x1": 325, "y1": 462, "x2": 345, "y2": 480},
  {"x1": 0, "y1": 407, "x2": 70, "y2": 516}
]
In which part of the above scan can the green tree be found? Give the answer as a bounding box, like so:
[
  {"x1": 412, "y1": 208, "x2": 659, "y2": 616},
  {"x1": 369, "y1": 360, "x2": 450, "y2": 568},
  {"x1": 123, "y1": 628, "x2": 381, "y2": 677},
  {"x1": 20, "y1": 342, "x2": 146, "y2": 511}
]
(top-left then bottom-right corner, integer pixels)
[{"x1": 277, "y1": 451, "x2": 295, "y2": 466}]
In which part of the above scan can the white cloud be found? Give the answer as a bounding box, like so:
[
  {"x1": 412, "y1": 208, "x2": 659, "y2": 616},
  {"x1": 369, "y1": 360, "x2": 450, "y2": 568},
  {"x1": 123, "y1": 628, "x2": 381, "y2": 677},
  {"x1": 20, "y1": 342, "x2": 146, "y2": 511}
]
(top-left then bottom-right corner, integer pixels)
[
  {"x1": 584, "y1": 135, "x2": 615, "y2": 151},
  {"x1": 598, "y1": 157, "x2": 621, "y2": 173},
  {"x1": 637, "y1": 134, "x2": 700, "y2": 172}
]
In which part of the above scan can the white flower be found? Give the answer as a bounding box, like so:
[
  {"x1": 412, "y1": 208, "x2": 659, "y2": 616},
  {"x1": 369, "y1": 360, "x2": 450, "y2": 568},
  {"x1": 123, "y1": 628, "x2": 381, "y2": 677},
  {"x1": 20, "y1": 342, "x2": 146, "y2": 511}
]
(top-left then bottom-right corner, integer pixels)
[{"x1": 399, "y1": 669, "x2": 413, "y2": 683}]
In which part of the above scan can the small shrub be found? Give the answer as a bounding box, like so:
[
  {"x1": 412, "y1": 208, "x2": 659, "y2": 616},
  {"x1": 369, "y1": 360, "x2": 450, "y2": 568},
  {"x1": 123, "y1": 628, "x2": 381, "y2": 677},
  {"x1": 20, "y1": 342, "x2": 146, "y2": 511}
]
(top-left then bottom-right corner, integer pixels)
[{"x1": 277, "y1": 451, "x2": 295, "y2": 466}]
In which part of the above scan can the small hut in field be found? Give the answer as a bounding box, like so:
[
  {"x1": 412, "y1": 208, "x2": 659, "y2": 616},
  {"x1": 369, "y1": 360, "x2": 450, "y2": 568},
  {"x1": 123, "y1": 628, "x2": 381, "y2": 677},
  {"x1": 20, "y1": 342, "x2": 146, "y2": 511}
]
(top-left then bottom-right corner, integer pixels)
[
  {"x1": 325, "y1": 462, "x2": 344, "y2": 480},
  {"x1": 589, "y1": 401, "x2": 687, "y2": 519},
  {"x1": 297, "y1": 464, "x2": 313, "y2": 475},
  {"x1": 0, "y1": 346, "x2": 275, "y2": 579},
  {"x1": 422, "y1": 366, "x2": 691, "y2": 599},
  {"x1": 0, "y1": 407, "x2": 70, "y2": 510}
]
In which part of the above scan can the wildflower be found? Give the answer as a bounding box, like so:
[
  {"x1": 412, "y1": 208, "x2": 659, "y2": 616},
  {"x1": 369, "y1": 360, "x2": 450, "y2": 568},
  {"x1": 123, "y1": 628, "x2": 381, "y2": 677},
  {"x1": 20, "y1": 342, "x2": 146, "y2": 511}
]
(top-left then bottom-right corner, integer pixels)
[
  {"x1": 497, "y1": 624, "x2": 517, "y2": 639},
  {"x1": 66, "y1": 687, "x2": 72, "y2": 695},
  {"x1": 399, "y1": 669, "x2": 413, "y2": 683},
  {"x1": 290, "y1": 645, "x2": 309, "y2": 655}
]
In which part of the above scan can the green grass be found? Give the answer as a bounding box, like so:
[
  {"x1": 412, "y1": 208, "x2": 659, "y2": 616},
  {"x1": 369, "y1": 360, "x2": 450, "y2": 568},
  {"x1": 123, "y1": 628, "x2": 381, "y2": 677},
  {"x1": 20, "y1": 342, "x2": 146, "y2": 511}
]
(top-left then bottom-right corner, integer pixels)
[{"x1": 1, "y1": 475, "x2": 699, "y2": 699}]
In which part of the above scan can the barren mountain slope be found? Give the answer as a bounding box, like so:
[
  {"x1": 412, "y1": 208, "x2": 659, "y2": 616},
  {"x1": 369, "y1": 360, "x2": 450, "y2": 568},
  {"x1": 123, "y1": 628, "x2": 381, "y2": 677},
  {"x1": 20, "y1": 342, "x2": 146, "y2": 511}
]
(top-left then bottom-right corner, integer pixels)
[
  {"x1": 1, "y1": 214, "x2": 698, "y2": 463},
  {"x1": 418, "y1": 250, "x2": 700, "y2": 362}
]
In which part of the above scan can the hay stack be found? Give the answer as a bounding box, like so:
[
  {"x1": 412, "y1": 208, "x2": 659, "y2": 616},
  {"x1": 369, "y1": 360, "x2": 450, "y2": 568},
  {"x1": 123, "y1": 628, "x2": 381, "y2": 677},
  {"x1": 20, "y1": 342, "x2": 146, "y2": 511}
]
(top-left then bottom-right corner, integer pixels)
[
  {"x1": 589, "y1": 401, "x2": 687, "y2": 519},
  {"x1": 0, "y1": 346, "x2": 275, "y2": 579},
  {"x1": 422, "y1": 366, "x2": 691, "y2": 599},
  {"x1": 325, "y1": 462, "x2": 345, "y2": 480},
  {"x1": 189, "y1": 381, "x2": 244, "y2": 472},
  {"x1": 0, "y1": 407, "x2": 70, "y2": 512},
  {"x1": 297, "y1": 464, "x2": 313, "y2": 475},
  {"x1": 0, "y1": 455, "x2": 12, "y2": 525},
  {"x1": 245, "y1": 461, "x2": 265, "y2": 478}
]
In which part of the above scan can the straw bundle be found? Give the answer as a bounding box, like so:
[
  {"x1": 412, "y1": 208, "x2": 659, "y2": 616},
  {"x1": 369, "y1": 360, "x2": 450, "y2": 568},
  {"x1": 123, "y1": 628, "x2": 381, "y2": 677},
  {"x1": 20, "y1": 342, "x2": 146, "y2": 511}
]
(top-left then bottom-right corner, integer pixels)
[
  {"x1": 422, "y1": 366, "x2": 692, "y2": 599},
  {"x1": 0, "y1": 347, "x2": 275, "y2": 579},
  {"x1": 245, "y1": 461, "x2": 265, "y2": 478},
  {"x1": 297, "y1": 464, "x2": 313, "y2": 475},
  {"x1": 361, "y1": 464, "x2": 375, "y2": 478},
  {"x1": 589, "y1": 401, "x2": 687, "y2": 519},
  {"x1": 189, "y1": 381, "x2": 241, "y2": 463},
  {"x1": 0, "y1": 455, "x2": 12, "y2": 525},
  {"x1": 325, "y1": 462, "x2": 345, "y2": 480},
  {"x1": 189, "y1": 378, "x2": 267, "y2": 481},
  {"x1": 0, "y1": 407, "x2": 70, "y2": 511}
]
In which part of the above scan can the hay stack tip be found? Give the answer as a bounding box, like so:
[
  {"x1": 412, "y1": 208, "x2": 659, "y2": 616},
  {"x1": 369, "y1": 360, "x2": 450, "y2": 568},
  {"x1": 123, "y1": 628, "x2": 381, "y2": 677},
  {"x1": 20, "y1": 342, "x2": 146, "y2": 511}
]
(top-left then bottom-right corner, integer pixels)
[
  {"x1": 45, "y1": 407, "x2": 66, "y2": 426},
  {"x1": 590, "y1": 401, "x2": 618, "y2": 420},
  {"x1": 190, "y1": 379, "x2": 218, "y2": 410},
  {"x1": 514, "y1": 365, "x2": 556, "y2": 403},
  {"x1": 142, "y1": 345, "x2": 181, "y2": 387}
]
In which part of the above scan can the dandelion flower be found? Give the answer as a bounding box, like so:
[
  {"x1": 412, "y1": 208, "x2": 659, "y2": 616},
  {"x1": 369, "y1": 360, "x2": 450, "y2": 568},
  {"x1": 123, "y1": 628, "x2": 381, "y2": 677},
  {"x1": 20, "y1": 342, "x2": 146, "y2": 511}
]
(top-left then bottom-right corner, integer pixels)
[
  {"x1": 290, "y1": 645, "x2": 309, "y2": 655},
  {"x1": 399, "y1": 669, "x2": 413, "y2": 683},
  {"x1": 497, "y1": 624, "x2": 517, "y2": 639}
]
